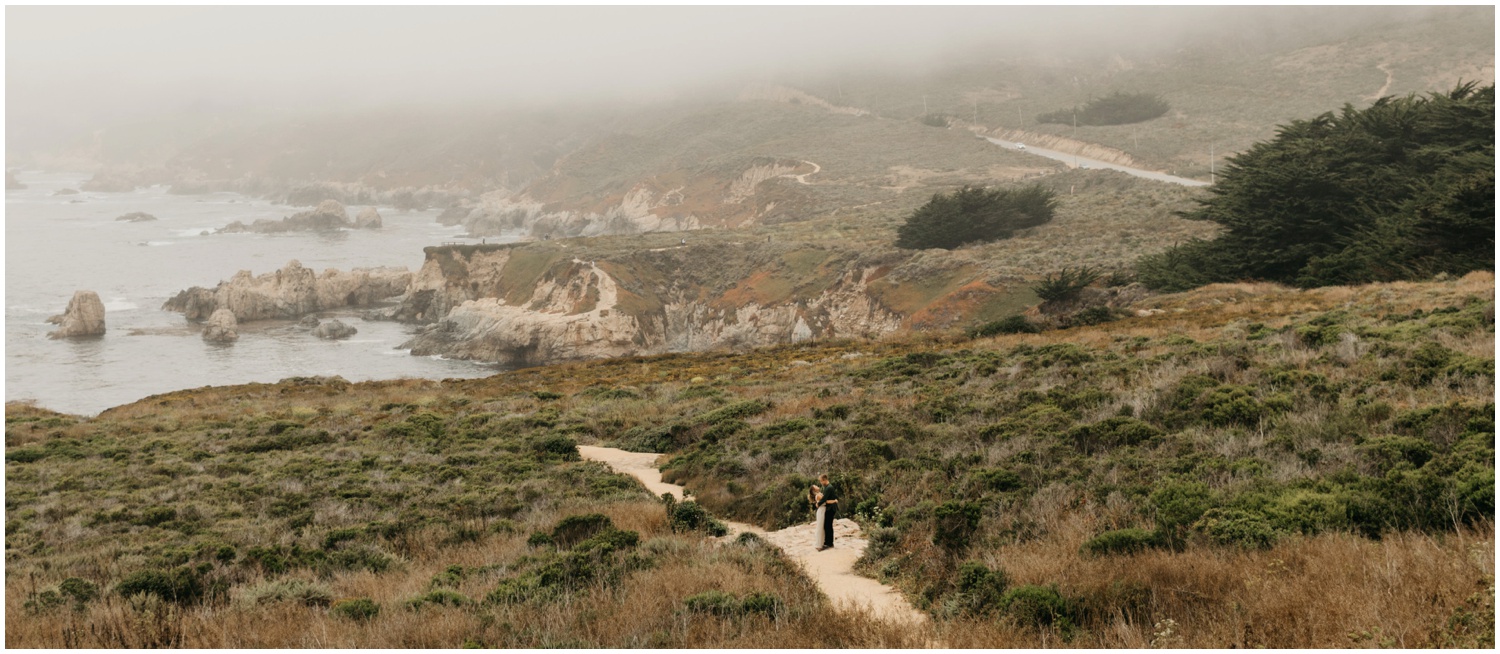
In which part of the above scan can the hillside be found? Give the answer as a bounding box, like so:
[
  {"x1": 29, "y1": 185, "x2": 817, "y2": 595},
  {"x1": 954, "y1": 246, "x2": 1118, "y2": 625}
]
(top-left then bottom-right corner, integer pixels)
[
  {"x1": 362, "y1": 170, "x2": 1216, "y2": 366},
  {"x1": 41, "y1": 7, "x2": 1491, "y2": 233},
  {"x1": 807, "y1": 6, "x2": 1495, "y2": 179},
  {"x1": 7, "y1": 272, "x2": 1492, "y2": 647}
]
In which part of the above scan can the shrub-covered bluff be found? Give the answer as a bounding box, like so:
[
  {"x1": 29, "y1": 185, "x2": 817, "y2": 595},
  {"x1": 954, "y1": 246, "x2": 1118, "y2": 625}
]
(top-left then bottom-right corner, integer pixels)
[{"x1": 7, "y1": 271, "x2": 1492, "y2": 647}]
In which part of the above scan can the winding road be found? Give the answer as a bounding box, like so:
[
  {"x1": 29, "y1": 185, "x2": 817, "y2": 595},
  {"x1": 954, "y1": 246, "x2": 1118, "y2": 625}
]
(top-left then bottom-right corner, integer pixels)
[
  {"x1": 578, "y1": 445, "x2": 929, "y2": 627},
  {"x1": 984, "y1": 136, "x2": 1210, "y2": 187}
]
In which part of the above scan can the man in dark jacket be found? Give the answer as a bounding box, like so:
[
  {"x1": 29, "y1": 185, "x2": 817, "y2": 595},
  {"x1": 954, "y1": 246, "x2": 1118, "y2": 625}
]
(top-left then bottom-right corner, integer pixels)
[{"x1": 817, "y1": 473, "x2": 838, "y2": 551}]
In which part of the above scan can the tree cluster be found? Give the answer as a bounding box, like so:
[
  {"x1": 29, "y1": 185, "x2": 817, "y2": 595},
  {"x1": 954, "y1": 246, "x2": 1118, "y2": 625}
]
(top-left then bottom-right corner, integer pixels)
[
  {"x1": 1038, "y1": 92, "x2": 1170, "y2": 126},
  {"x1": 1138, "y1": 83, "x2": 1494, "y2": 290},
  {"x1": 895, "y1": 185, "x2": 1056, "y2": 250}
]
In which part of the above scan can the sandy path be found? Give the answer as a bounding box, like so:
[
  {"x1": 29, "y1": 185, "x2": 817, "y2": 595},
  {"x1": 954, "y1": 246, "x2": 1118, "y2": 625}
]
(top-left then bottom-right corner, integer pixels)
[{"x1": 578, "y1": 445, "x2": 929, "y2": 627}]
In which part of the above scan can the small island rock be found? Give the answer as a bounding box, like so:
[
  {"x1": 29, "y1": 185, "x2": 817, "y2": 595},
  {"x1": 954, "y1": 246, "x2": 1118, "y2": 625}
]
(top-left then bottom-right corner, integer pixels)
[
  {"x1": 202, "y1": 309, "x2": 240, "y2": 343},
  {"x1": 47, "y1": 291, "x2": 106, "y2": 339},
  {"x1": 313, "y1": 319, "x2": 358, "y2": 340},
  {"x1": 116, "y1": 212, "x2": 158, "y2": 222},
  {"x1": 53, "y1": 188, "x2": 80, "y2": 196},
  {"x1": 299, "y1": 315, "x2": 321, "y2": 328},
  {"x1": 354, "y1": 207, "x2": 383, "y2": 229}
]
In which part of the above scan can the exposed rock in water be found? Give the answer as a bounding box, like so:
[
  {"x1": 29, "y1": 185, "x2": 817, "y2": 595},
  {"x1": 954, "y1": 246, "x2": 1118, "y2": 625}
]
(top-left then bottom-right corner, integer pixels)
[
  {"x1": 299, "y1": 315, "x2": 321, "y2": 328},
  {"x1": 47, "y1": 290, "x2": 106, "y2": 339},
  {"x1": 312, "y1": 319, "x2": 357, "y2": 340},
  {"x1": 53, "y1": 188, "x2": 80, "y2": 196},
  {"x1": 217, "y1": 199, "x2": 352, "y2": 233},
  {"x1": 163, "y1": 260, "x2": 411, "y2": 322},
  {"x1": 5, "y1": 170, "x2": 25, "y2": 190},
  {"x1": 116, "y1": 212, "x2": 158, "y2": 222},
  {"x1": 354, "y1": 207, "x2": 383, "y2": 229},
  {"x1": 202, "y1": 309, "x2": 239, "y2": 343}
]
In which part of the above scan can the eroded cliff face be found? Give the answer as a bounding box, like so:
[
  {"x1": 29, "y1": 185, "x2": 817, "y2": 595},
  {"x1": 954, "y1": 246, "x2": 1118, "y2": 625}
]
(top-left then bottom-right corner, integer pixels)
[
  {"x1": 394, "y1": 244, "x2": 918, "y2": 366},
  {"x1": 164, "y1": 260, "x2": 412, "y2": 321}
]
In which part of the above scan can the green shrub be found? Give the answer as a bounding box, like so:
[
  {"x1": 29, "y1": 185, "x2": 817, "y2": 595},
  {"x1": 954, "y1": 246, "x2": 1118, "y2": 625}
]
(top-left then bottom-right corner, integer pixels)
[
  {"x1": 699, "y1": 400, "x2": 773, "y2": 425},
  {"x1": 664, "y1": 496, "x2": 728, "y2": 536},
  {"x1": 920, "y1": 113, "x2": 951, "y2": 128},
  {"x1": 1065, "y1": 305, "x2": 1121, "y2": 327},
  {"x1": 896, "y1": 185, "x2": 1057, "y2": 250},
  {"x1": 932, "y1": 501, "x2": 982, "y2": 552},
  {"x1": 740, "y1": 592, "x2": 782, "y2": 617},
  {"x1": 405, "y1": 589, "x2": 471, "y2": 610},
  {"x1": 330, "y1": 597, "x2": 380, "y2": 621},
  {"x1": 58, "y1": 577, "x2": 99, "y2": 604},
  {"x1": 1193, "y1": 508, "x2": 1278, "y2": 549},
  {"x1": 527, "y1": 531, "x2": 556, "y2": 548},
  {"x1": 550, "y1": 513, "x2": 613, "y2": 548},
  {"x1": 683, "y1": 590, "x2": 739, "y2": 615},
  {"x1": 944, "y1": 561, "x2": 1009, "y2": 617},
  {"x1": 1032, "y1": 267, "x2": 1101, "y2": 303},
  {"x1": 530, "y1": 434, "x2": 579, "y2": 460},
  {"x1": 1080, "y1": 528, "x2": 1161, "y2": 556},
  {"x1": 1151, "y1": 480, "x2": 1214, "y2": 540},
  {"x1": 243, "y1": 578, "x2": 334, "y2": 607},
  {"x1": 971, "y1": 315, "x2": 1041, "y2": 338},
  {"x1": 1037, "y1": 92, "x2": 1170, "y2": 126},
  {"x1": 1066, "y1": 417, "x2": 1162, "y2": 454},
  {"x1": 115, "y1": 567, "x2": 204, "y2": 605},
  {"x1": 1000, "y1": 584, "x2": 1077, "y2": 631}
]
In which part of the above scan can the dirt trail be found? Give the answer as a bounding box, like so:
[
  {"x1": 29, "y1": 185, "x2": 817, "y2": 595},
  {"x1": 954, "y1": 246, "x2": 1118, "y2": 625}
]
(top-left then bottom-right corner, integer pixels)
[{"x1": 578, "y1": 445, "x2": 929, "y2": 627}]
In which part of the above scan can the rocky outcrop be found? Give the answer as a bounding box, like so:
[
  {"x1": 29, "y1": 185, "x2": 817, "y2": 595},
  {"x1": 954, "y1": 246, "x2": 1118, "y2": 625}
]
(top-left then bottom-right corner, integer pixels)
[
  {"x1": 5, "y1": 170, "x2": 25, "y2": 190},
  {"x1": 440, "y1": 189, "x2": 701, "y2": 239},
  {"x1": 47, "y1": 291, "x2": 106, "y2": 339},
  {"x1": 116, "y1": 212, "x2": 158, "y2": 222},
  {"x1": 396, "y1": 245, "x2": 907, "y2": 366},
  {"x1": 299, "y1": 315, "x2": 321, "y2": 328},
  {"x1": 312, "y1": 319, "x2": 358, "y2": 340},
  {"x1": 163, "y1": 260, "x2": 411, "y2": 322},
  {"x1": 218, "y1": 200, "x2": 352, "y2": 233},
  {"x1": 354, "y1": 207, "x2": 383, "y2": 229},
  {"x1": 53, "y1": 188, "x2": 79, "y2": 196},
  {"x1": 81, "y1": 167, "x2": 175, "y2": 192},
  {"x1": 202, "y1": 309, "x2": 239, "y2": 343}
]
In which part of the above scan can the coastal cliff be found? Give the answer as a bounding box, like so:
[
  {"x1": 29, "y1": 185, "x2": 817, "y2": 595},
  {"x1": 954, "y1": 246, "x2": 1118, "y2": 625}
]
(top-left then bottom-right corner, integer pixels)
[{"x1": 391, "y1": 241, "x2": 1021, "y2": 366}]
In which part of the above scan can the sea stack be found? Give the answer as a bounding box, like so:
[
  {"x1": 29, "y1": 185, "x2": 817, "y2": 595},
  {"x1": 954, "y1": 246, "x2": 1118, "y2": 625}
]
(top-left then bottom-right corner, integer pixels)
[
  {"x1": 202, "y1": 308, "x2": 240, "y2": 343},
  {"x1": 354, "y1": 207, "x2": 383, "y2": 229},
  {"x1": 313, "y1": 319, "x2": 357, "y2": 340},
  {"x1": 47, "y1": 291, "x2": 107, "y2": 339}
]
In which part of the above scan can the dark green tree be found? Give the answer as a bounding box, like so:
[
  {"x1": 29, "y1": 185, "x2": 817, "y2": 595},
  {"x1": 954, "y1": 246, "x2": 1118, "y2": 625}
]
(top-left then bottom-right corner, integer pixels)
[
  {"x1": 895, "y1": 185, "x2": 1056, "y2": 250},
  {"x1": 1138, "y1": 83, "x2": 1494, "y2": 289}
]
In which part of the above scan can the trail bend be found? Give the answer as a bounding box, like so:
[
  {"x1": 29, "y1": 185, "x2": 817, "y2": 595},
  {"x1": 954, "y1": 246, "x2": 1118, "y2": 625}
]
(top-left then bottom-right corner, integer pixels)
[{"x1": 578, "y1": 445, "x2": 929, "y2": 628}]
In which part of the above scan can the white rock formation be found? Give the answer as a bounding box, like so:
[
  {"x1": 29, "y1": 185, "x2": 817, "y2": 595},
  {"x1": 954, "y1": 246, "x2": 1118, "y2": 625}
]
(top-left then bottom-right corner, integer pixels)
[
  {"x1": 164, "y1": 260, "x2": 411, "y2": 322},
  {"x1": 313, "y1": 319, "x2": 358, "y2": 340},
  {"x1": 47, "y1": 290, "x2": 107, "y2": 339}
]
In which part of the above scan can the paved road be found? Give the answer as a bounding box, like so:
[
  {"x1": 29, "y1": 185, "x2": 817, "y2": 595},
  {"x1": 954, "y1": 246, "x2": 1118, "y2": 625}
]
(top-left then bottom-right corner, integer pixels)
[{"x1": 985, "y1": 136, "x2": 1210, "y2": 187}]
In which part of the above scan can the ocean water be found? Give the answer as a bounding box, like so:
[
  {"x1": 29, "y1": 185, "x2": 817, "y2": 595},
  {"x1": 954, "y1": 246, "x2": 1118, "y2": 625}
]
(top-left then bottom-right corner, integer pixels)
[{"x1": 4, "y1": 171, "x2": 507, "y2": 416}]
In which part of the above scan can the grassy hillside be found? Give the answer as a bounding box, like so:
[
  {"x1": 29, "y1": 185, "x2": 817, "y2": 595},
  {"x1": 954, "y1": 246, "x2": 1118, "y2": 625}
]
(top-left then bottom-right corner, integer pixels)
[
  {"x1": 7, "y1": 272, "x2": 1492, "y2": 647},
  {"x1": 803, "y1": 6, "x2": 1494, "y2": 179}
]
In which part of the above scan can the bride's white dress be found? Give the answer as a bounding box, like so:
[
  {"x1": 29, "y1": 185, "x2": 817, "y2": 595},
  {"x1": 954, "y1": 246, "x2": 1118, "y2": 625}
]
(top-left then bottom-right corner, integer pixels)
[{"x1": 814, "y1": 505, "x2": 826, "y2": 547}]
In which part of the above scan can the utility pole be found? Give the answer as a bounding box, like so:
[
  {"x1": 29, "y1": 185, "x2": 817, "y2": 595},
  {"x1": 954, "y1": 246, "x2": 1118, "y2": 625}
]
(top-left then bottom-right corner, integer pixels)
[
  {"x1": 973, "y1": 98, "x2": 978, "y2": 124},
  {"x1": 923, "y1": 95, "x2": 928, "y2": 115},
  {"x1": 1210, "y1": 143, "x2": 1215, "y2": 184}
]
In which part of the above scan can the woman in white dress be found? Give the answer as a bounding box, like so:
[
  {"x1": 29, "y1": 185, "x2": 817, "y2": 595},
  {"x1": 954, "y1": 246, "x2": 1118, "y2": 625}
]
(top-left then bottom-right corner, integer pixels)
[{"x1": 809, "y1": 484, "x2": 826, "y2": 548}]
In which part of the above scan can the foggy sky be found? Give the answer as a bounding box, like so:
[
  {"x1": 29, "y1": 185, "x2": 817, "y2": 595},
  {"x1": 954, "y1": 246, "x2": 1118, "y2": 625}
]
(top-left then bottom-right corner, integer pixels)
[{"x1": 4, "y1": 5, "x2": 1457, "y2": 153}]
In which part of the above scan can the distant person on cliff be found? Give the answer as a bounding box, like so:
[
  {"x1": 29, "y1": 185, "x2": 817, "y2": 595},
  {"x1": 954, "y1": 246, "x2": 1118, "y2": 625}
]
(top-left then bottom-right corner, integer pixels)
[
  {"x1": 816, "y1": 473, "x2": 838, "y2": 551},
  {"x1": 808, "y1": 483, "x2": 825, "y2": 548}
]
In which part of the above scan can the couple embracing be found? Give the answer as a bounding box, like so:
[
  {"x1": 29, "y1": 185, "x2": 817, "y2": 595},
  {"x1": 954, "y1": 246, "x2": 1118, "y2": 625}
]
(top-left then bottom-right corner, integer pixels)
[{"x1": 807, "y1": 473, "x2": 839, "y2": 551}]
